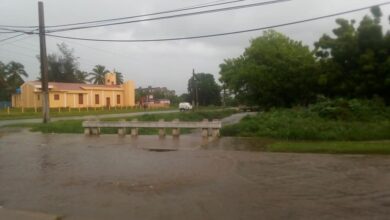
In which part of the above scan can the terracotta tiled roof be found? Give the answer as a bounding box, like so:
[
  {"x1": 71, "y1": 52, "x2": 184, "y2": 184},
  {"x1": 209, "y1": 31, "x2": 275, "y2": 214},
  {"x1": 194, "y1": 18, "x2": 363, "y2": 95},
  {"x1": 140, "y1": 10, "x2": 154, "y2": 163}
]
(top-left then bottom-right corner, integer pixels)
[{"x1": 27, "y1": 81, "x2": 121, "y2": 91}]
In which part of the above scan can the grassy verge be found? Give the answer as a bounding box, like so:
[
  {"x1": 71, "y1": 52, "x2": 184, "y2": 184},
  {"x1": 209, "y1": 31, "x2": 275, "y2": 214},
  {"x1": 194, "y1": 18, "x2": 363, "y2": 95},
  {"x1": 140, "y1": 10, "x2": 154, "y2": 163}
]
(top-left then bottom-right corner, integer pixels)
[
  {"x1": 221, "y1": 108, "x2": 390, "y2": 141},
  {"x1": 0, "y1": 107, "x2": 175, "y2": 120},
  {"x1": 268, "y1": 141, "x2": 390, "y2": 154},
  {"x1": 9, "y1": 109, "x2": 236, "y2": 134}
]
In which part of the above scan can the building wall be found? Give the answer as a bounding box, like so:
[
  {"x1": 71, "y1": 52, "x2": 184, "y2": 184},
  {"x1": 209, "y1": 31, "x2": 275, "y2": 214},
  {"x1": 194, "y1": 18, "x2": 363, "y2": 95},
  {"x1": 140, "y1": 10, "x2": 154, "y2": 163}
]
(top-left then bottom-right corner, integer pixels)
[
  {"x1": 123, "y1": 80, "x2": 135, "y2": 107},
  {"x1": 12, "y1": 81, "x2": 136, "y2": 108}
]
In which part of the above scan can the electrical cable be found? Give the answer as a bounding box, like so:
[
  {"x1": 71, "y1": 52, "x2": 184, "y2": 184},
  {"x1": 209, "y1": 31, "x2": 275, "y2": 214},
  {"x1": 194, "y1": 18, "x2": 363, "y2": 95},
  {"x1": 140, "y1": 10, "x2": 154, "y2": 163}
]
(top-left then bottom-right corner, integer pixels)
[
  {"x1": 0, "y1": 0, "x2": 248, "y2": 29},
  {"x1": 45, "y1": 2, "x2": 390, "y2": 42},
  {"x1": 46, "y1": 0, "x2": 290, "y2": 33}
]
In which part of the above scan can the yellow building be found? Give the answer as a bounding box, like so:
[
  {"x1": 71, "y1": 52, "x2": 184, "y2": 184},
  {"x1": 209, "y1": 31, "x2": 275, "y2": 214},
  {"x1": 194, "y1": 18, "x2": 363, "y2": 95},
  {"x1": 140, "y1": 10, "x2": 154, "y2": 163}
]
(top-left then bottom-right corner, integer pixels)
[{"x1": 12, "y1": 72, "x2": 135, "y2": 108}]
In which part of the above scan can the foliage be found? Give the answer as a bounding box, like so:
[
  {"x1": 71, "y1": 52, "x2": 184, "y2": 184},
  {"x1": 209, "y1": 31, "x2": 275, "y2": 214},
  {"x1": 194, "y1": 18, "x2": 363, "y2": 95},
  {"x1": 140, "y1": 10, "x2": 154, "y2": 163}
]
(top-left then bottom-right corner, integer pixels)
[
  {"x1": 115, "y1": 71, "x2": 124, "y2": 85},
  {"x1": 219, "y1": 30, "x2": 317, "y2": 108},
  {"x1": 0, "y1": 61, "x2": 28, "y2": 101},
  {"x1": 314, "y1": 6, "x2": 390, "y2": 103},
  {"x1": 45, "y1": 43, "x2": 81, "y2": 83},
  {"x1": 89, "y1": 65, "x2": 109, "y2": 84},
  {"x1": 309, "y1": 97, "x2": 388, "y2": 121},
  {"x1": 0, "y1": 106, "x2": 174, "y2": 120},
  {"x1": 188, "y1": 73, "x2": 221, "y2": 106},
  {"x1": 221, "y1": 107, "x2": 390, "y2": 140},
  {"x1": 75, "y1": 70, "x2": 90, "y2": 83}
]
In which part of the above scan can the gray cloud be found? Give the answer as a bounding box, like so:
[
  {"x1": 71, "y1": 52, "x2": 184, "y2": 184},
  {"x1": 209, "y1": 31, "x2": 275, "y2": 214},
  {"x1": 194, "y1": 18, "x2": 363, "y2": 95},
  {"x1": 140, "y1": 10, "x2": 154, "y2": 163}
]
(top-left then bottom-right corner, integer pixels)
[{"x1": 1, "y1": 0, "x2": 389, "y2": 93}]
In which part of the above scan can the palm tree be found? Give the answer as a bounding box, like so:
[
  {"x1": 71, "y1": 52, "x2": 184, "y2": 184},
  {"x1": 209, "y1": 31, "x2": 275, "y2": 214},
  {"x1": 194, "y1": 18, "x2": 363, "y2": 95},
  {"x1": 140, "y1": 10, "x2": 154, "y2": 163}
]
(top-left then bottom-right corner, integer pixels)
[
  {"x1": 115, "y1": 71, "x2": 124, "y2": 85},
  {"x1": 75, "y1": 70, "x2": 90, "y2": 83},
  {"x1": 89, "y1": 65, "x2": 109, "y2": 85},
  {"x1": 5, "y1": 61, "x2": 28, "y2": 89}
]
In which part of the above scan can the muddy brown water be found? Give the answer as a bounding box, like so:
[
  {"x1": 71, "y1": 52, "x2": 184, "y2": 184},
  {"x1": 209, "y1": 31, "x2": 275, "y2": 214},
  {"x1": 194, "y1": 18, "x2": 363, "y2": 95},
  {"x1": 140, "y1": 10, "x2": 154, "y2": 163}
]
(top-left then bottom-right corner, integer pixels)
[{"x1": 1, "y1": 129, "x2": 390, "y2": 220}]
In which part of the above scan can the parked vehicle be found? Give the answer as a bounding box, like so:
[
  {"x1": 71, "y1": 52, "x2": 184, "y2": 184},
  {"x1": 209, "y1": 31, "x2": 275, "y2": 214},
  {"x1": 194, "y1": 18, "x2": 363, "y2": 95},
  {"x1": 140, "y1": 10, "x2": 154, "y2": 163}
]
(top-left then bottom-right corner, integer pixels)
[{"x1": 179, "y1": 102, "x2": 192, "y2": 111}]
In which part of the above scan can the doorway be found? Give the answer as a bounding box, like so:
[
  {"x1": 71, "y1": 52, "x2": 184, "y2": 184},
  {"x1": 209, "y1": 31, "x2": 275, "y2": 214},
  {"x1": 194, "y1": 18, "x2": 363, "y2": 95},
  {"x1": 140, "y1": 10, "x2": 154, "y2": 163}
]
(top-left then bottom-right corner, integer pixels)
[{"x1": 106, "y1": 97, "x2": 110, "y2": 107}]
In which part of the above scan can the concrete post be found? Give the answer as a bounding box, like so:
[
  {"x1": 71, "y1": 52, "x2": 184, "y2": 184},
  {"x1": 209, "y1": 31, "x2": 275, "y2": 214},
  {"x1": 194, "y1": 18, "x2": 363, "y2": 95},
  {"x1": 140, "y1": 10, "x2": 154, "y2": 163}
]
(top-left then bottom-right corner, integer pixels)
[
  {"x1": 212, "y1": 119, "x2": 220, "y2": 138},
  {"x1": 158, "y1": 119, "x2": 165, "y2": 138},
  {"x1": 118, "y1": 119, "x2": 126, "y2": 137},
  {"x1": 202, "y1": 128, "x2": 209, "y2": 138},
  {"x1": 84, "y1": 128, "x2": 91, "y2": 136},
  {"x1": 202, "y1": 119, "x2": 209, "y2": 138},
  {"x1": 91, "y1": 127, "x2": 100, "y2": 135},
  {"x1": 172, "y1": 118, "x2": 180, "y2": 137},
  {"x1": 131, "y1": 119, "x2": 138, "y2": 137}
]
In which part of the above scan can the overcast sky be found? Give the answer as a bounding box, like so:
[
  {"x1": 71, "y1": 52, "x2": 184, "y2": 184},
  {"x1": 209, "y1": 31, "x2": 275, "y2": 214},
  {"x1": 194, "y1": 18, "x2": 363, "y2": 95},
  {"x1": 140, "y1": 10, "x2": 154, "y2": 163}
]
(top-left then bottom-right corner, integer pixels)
[{"x1": 1, "y1": 0, "x2": 389, "y2": 94}]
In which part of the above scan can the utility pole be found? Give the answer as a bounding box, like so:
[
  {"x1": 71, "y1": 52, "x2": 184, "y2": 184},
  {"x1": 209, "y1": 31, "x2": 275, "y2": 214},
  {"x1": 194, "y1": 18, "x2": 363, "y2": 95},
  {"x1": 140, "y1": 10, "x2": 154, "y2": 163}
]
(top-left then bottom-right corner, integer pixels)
[
  {"x1": 38, "y1": 1, "x2": 50, "y2": 123},
  {"x1": 192, "y1": 69, "x2": 195, "y2": 110},
  {"x1": 192, "y1": 69, "x2": 199, "y2": 110}
]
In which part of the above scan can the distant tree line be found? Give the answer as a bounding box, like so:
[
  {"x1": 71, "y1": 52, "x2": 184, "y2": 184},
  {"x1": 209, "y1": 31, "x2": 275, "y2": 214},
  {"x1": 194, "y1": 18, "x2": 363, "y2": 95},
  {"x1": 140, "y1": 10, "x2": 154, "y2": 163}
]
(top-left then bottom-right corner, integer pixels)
[{"x1": 219, "y1": 6, "x2": 390, "y2": 108}]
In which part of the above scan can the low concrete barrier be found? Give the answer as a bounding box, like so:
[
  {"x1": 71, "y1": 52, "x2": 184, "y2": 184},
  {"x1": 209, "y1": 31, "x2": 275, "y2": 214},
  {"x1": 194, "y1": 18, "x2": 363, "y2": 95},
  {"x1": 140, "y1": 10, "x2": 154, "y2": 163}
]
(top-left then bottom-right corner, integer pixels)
[{"x1": 82, "y1": 118, "x2": 221, "y2": 138}]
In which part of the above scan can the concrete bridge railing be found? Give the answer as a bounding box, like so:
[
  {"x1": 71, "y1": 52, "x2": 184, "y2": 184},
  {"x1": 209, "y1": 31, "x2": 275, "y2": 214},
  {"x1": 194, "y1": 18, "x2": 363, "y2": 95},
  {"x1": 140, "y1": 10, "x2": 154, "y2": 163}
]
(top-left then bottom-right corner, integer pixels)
[{"x1": 82, "y1": 119, "x2": 221, "y2": 138}]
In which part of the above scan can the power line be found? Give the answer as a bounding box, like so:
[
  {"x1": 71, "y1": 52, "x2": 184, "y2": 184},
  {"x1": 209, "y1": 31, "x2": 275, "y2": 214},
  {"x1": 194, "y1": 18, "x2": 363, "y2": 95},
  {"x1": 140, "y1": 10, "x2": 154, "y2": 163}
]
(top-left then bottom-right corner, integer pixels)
[
  {"x1": 0, "y1": 33, "x2": 26, "y2": 43},
  {"x1": 45, "y1": 0, "x2": 249, "y2": 28},
  {"x1": 0, "y1": 0, "x2": 247, "y2": 29},
  {"x1": 45, "y1": 2, "x2": 390, "y2": 43},
  {"x1": 46, "y1": 0, "x2": 290, "y2": 33}
]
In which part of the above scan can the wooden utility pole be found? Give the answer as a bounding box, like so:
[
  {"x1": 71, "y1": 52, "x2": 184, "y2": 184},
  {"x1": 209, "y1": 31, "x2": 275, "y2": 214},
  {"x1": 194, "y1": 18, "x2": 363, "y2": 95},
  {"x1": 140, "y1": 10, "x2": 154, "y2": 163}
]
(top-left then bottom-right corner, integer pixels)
[
  {"x1": 192, "y1": 69, "x2": 199, "y2": 110},
  {"x1": 38, "y1": 1, "x2": 50, "y2": 123},
  {"x1": 192, "y1": 69, "x2": 195, "y2": 109}
]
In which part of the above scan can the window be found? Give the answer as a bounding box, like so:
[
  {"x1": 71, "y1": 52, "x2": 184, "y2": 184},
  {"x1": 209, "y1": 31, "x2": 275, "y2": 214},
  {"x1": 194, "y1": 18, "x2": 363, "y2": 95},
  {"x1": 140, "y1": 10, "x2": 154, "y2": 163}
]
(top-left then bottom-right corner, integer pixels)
[
  {"x1": 78, "y1": 94, "x2": 83, "y2": 105},
  {"x1": 95, "y1": 94, "x2": 99, "y2": 104},
  {"x1": 54, "y1": 94, "x2": 60, "y2": 100},
  {"x1": 117, "y1": 95, "x2": 120, "y2": 104},
  {"x1": 37, "y1": 94, "x2": 40, "y2": 101}
]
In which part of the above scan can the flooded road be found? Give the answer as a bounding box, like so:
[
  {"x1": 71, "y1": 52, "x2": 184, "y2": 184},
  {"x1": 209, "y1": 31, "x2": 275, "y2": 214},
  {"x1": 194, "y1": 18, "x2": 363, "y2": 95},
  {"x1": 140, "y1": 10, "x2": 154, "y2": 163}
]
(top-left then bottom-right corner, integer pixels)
[{"x1": 1, "y1": 130, "x2": 390, "y2": 219}]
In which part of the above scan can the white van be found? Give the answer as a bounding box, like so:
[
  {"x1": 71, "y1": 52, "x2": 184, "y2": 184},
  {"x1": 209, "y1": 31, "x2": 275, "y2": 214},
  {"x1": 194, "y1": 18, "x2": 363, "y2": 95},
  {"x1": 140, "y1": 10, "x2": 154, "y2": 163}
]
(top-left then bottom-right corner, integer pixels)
[{"x1": 179, "y1": 102, "x2": 192, "y2": 111}]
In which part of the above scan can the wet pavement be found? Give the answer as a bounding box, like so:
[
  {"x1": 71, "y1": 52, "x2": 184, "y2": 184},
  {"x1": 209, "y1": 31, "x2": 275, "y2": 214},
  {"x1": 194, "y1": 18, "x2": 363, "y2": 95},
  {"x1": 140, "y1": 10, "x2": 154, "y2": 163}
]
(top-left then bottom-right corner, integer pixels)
[{"x1": 1, "y1": 130, "x2": 390, "y2": 220}]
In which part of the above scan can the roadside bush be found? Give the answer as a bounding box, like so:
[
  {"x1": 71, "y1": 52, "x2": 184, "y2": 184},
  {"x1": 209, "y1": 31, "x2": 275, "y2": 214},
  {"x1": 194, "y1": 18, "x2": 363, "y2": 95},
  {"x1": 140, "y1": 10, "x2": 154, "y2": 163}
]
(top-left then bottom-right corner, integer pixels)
[
  {"x1": 221, "y1": 107, "x2": 390, "y2": 140},
  {"x1": 309, "y1": 97, "x2": 388, "y2": 121}
]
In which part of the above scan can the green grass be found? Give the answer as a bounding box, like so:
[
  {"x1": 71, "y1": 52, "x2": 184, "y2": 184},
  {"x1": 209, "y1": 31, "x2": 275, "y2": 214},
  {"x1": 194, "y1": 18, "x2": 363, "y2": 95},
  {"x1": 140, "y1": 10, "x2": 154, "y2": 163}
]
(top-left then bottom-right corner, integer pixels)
[
  {"x1": 268, "y1": 141, "x2": 390, "y2": 154},
  {"x1": 9, "y1": 109, "x2": 236, "y2": 134},
  {"x1": 221, "y1": 108, "x2": 390, "y2": 141},
  {"x1": 0, "y1": 106, "x2": 175, "y2": 120}
]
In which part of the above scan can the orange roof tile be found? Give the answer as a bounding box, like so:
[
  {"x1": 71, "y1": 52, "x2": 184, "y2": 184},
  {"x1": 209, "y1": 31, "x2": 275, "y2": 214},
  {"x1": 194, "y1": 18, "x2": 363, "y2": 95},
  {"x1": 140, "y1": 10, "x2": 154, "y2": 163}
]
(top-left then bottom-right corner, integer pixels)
[{"x1": 28, "y1": 81, "x2": 121, "y2": 91}]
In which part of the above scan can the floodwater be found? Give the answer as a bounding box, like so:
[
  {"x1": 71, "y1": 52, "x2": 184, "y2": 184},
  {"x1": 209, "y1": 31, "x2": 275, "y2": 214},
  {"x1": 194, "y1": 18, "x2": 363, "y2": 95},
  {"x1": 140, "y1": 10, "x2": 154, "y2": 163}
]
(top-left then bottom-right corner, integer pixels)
[{"x1": 1, "y1": 129, "x2": 390, "y2": 220}]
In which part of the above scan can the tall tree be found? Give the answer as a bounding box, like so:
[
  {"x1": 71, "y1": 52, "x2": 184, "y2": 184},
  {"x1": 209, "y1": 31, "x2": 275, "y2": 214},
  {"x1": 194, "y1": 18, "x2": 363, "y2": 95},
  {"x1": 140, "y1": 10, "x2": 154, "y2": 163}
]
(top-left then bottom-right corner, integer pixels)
[
  {"x1": 315, "y1": 6, "x2": 390, "y2": 103},
  {"x1": 89, "y1": 65, "x2": 109, "y2": 85},
  {"x1": 188, "y1": 73, "x2": 221, "y2": 106},
  {"x1": 0, "y1": 61, "x2": 28, "y2": 101},
  {"x1": 220, "y1": 30, "x2": 317, "y2": 108},
  {"x1": 75, "y1": 70, "x2": 89, "y2": 83},
  {"x1": 45, "y1": 43, "x2": 80, "y2": 83},
  {"x1": 115, "y1": 71, "x2": 124, "y2": 85},
  {"x1": 0, "y1": 61, "x2": 7, "y2": 101},
  {"x1": 5, "y1": 61, "x2": 28, "y2": 89}
]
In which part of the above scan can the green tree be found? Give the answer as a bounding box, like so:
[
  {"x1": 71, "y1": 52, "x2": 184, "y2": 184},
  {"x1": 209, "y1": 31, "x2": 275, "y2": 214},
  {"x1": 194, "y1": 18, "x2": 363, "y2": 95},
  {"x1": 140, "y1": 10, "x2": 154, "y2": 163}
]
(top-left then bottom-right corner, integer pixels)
[
  {"x1": 5, "y1": 61, "x2": 28, "y2": 89},
  {"x1": 115, "y1": 71, "x2": 124, "y2": 85},
  {"x1": 188, "y1": 73, "x2": 221, "y2": 106},
  {"x1": 220, "y1": 30, "x2": 317, "y2": 108},
  {"x1": 89, "y1": 65, "x2": 109, "y2": 85},
  {"x1": 45, "y1": 43, "x2": 80, "y2": 83},
  {"x1": 0, "y1": 61, "x2": 28, "y2": 101},
  {"x1": 0, "y1": 61, "x2": 7, "y2": 100},
  {"x1": 315, "y1": 6, "x2": 390, "y2": 103},
  {"x1": 75, "y1": 70, "x2": 89, "y2": 83}
]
